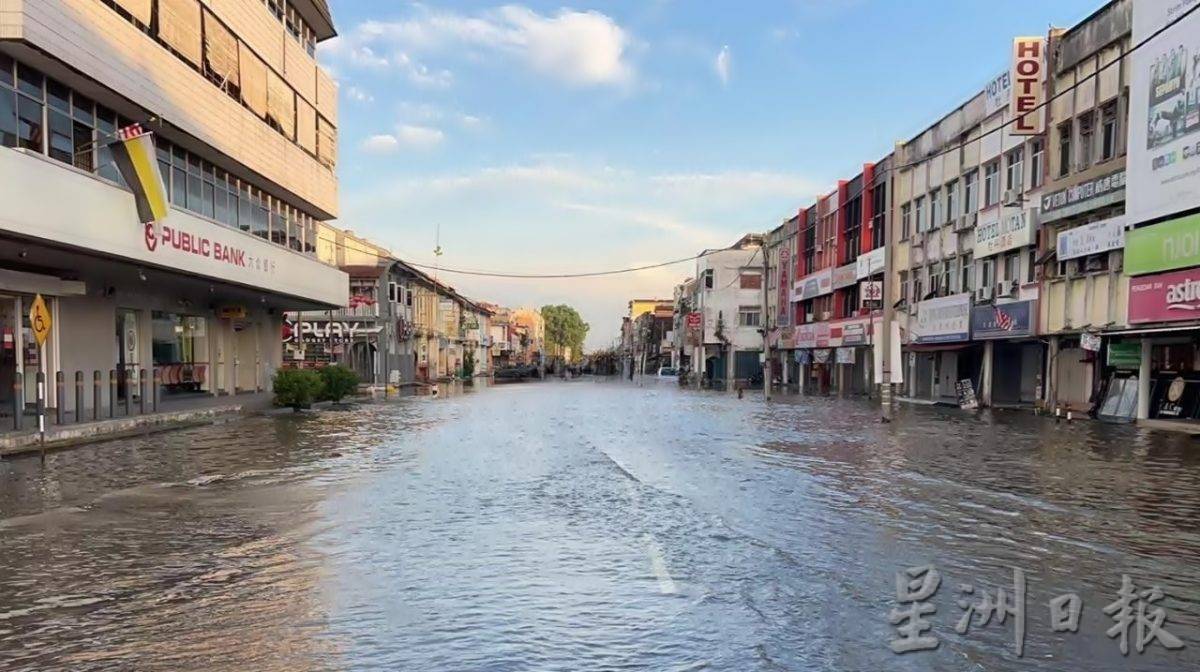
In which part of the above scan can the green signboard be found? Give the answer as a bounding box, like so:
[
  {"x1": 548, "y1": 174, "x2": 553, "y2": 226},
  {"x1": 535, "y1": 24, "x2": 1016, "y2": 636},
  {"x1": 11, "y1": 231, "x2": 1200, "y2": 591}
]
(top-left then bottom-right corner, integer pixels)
[
  {"x1": 1107, "y1": 342, "x2": 1141, "y2": 370},
  {"x1": 1124, "y1": 213, "x2": 1200, "y2": 276}
]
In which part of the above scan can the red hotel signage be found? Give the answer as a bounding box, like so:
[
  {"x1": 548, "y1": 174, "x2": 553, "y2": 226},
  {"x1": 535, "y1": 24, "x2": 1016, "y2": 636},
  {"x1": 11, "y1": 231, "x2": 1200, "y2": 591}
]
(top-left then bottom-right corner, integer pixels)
[
  {"x1": 1128, "y1": 267, "x2": 1200, "y2": 324},
  {"x1": 1010, "y1": 37, "x2": 1045, "y2": 135}
]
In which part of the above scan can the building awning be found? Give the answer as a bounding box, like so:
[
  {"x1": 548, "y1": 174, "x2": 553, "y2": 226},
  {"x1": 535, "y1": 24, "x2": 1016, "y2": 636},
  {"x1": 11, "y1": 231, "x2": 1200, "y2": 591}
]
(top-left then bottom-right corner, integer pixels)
[
  {"x1": 339, "y1": 264, "x2": 388, "y2": 278},
  {"x1": 905, "y1": 342, "x2": 973, "y2": 352},
  {"x1": 1103, "y1": 324, "x2": 1200, "y2": 337}
]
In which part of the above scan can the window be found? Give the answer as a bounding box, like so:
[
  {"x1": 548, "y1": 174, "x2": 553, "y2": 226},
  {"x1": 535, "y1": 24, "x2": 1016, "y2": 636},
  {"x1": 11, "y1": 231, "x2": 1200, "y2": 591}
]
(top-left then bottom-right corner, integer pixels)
[
  {"x1": 945, "y1": 180, "x2": 959, "y2": 223},
  {"x1": 1003, "y1": 252, "x2": 1019, "y2": 283},
  {"x1": 929, "y1": 262, "x2": 943, "y2": 296},
  {"x1": 961, "y1": 253, "x2": 973, "y2": 293},
  {"x1": 738, "y1": 306, "x2": 761, "y2": 328},
  {"x1": 1100, "y1": 102, "x2": 1117, "y2": 161},
  {"x1": 96, "y1": 106, "x2": 120, "y2": 183},
  {"x1": 871, "y1": 181, "x2": 887, "y2": 248},
  {"x1": 899, "y1": 270, "x2": 910, "y2": 305},
  {"x1": 901, "y1": 203, "x2": 912, "y2": 240},
  {"x1": 16, "y1": 63, "x2": 42, "y2": 99},
  {"x1": 947, "y1": 259, "x2": 959, "y2": 296},
  {"x1": 1029, "y1": 139, "x2": 1044, "y2": 188},
  {"x1": 1005, "y1": 148, "x2": 1024, "y2": 193},
  {"x1": 841, "y1": 283, "x2": 860, "y2": 317},
  {"x1": 1077, "y1": 111, "x2": 1094, "y2": 170},
  {"x1": 703, "y1": 269, "x2": 714, "y2": 289},
  {"x1": 913, "y1": 270, "x2": 924, "y2": 303},
  {"x1": 72, "y1": 93, "x2": 95, "y2": 172},
  {"x1": 964, "y1": 170, "x2": 979, "y2": 213},
  {"x1": 1057, "y1": 122, "x2": 1071, "y2": 177},
  {"x1": 981, "y1": 257, "x2": 995, "y2": 290},
  {"x1": 983, "y1": 161, "x2": 1000, "y2": 206},
  {"x1": 914, "y1": 197, "x2": 925, "y2": 233},
  {"x1": 0, "y1": 87, "x2": 15, "y2": 148},
  {"x1": 16, "y1": 95, "x2": 42, "y2": 153},
  {"x1": 1026, "y1": 248, "x2": 1037, "y2": 284},
  {"x1": 929, "y1": 189, "x2": 941, "y2": 229}
]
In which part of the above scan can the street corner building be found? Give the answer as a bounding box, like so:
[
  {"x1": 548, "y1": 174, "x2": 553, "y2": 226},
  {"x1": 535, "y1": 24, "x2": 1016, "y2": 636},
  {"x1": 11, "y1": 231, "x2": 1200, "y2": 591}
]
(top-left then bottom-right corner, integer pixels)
[{"x1": 0, "y1": 0, "x2": 348, "y2": 420}]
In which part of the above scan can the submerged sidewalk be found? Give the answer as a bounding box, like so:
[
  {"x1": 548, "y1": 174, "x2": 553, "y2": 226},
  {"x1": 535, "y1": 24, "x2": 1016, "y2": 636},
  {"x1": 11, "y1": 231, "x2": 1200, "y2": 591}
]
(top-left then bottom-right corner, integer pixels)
[{"x1": 0, "y1": 392, "x2": 273, "y2": 457}]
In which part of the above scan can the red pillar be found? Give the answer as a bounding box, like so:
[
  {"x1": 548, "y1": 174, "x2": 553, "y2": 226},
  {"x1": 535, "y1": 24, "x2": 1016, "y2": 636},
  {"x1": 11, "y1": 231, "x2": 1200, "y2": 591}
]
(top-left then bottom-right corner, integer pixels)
[
  {"x1": 862, "y1": 163, "x2": 876, "y2": 255},
  {"x1": 833, "y1": 181, "x2": 849, "y2": 319}
]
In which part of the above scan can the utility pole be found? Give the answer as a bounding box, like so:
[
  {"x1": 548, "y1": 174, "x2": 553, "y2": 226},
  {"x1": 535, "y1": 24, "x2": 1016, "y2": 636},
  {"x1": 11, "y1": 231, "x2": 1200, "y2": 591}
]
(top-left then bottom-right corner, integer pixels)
[
  {"x1": 761, "y1": 233, "x2": 772, "y2": 400},
  {"x1": 880, "y1": 142, "x2": 901, "y2": 423}
]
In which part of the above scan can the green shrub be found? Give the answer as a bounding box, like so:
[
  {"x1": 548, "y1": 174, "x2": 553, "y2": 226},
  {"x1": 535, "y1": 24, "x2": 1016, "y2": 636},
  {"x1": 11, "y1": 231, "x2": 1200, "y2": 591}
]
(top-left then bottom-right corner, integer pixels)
[
  {"x1": 461, "y1": 351, "x2": 476, "y2": 379},
  {"x1": 319, "y1": 364, "x2": 359, "y2": 402},
  {"x1": 273, "y1": 368, "x2": 324, "y2": 411}
]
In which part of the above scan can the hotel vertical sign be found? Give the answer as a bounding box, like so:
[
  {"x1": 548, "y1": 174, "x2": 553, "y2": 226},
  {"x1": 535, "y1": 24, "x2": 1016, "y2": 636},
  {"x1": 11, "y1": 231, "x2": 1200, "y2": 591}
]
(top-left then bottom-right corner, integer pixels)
[{"x1": 1010, "y1": 37, "x2": 1045, "y2": 135}]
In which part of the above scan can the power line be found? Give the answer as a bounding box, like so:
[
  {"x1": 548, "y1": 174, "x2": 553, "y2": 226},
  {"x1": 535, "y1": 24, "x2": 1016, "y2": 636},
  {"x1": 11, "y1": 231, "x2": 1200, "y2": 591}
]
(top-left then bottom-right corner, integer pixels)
[{"x1": 399, "y1": 252, "x2": 712, "y2": 278}]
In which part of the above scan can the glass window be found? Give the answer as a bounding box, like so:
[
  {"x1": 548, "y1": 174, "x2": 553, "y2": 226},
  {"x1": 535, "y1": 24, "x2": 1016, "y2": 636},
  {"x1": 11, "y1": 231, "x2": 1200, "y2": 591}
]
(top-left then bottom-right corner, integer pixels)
[
  {"x1": 929, "y1": 189, "x2": 941, "y2": 228},
  {"x1": 151, "y1": 313, "x2": 211, "y2": 394},
  {"x1": 17, "y1": 96, "x2": 43, "y2": 153},
  {"x1": 172, "y1": 165, "x2": 187, "y2": 205},
  {"x1": 914, "y1": 197, "x2": 925, "y2": 233},
  {"x1": 187, "y1": 171, "x2": 202, "y2": 212},
  {"x1": 0, "y1": 52, "x2": 13, "y2": 88},
  {"x1": 213, "y1": 181, "x2": 229, "y2": 225},
  {"x1": 737, "y1": 306, "x2": 761, "y2": 327},
  {"x1": 72, "y1": 93, "x2": 94, "y2": 124},
  {"x1": 16, "y1": 63, "x2": 42, "y2": 99},
  {"x1": 46, "y1": 77, "x2": 69, "y2": 113},
  {"x1": 945, "y1": 180, "x2": 958, "y2": 222},
  {"x1": 984, "y1": 161, "x2": 1000, "y2": 206},
  {"x1": 73, "y1": 120, "x2": 95, "y2": 172},
  {"x1": 252, "y1": 192, "x2": 270, "y2": 239},
  {"x1": 964, "y1": 170, "x2": 978, "y2": 212},
  {"x1": 1078, "y1": 111, "x2": 1094, "y2": 169},
  {"x1": 0, "y1": 88, "x2": 16, "y2": 148},
  {"x1": 961, "y1": 253, "x2": 974, "y2": 293},
  {"x1": 947, "y1": 259, "x2": 959, "y2": 295},
  {"x1": 899, "y1": 270, "x2": 909, "y2": 304},
  {"x1": 901, "y1": 203, "x2": 911, "y2": 240},
  {"x1": 981, "y1": 257, "x2": 995, "y2": 290},
  {"x1": 96, "y1": 107, "x2": 120, "y2": 183},
  {"x1": 47, "y1": 108, "x2": 73, "y2": 164},
  {"x1": 1030, "y1": 139, "x2": 1044, "y2": 188},
  {"x1": 201, "y1": 179, "x2": 215, "y2": 218},
  {"x1": 1005, "y1": 148, "x2": 1023, "y2": 192},
  {"x1": 1101, "y1": 102, "x2": 1118, "y2": 161},
  {"x1": 270, "y1": 200, "x2": 288, "y2": 245},
  {"x1": 1057, "y1": 122, "x2": 1071, "y2": 177},
  {"x1": 1027, "y1": 249, "x2": 1037, "y2": 284},
  {"x1": 1004, "y1": 253, "x2": 1019, "y2": 282},
  {"x1": 238, "y1": 183, "x2": 253, "y2": 232},
  {"x1": 305, "y1": 217, "x2": 316, "y2": 254}
]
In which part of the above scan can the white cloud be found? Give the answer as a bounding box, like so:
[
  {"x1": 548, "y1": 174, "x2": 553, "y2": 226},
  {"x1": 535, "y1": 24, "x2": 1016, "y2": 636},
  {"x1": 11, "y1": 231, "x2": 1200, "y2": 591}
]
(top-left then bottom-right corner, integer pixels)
[
  {"x1": 334, "y1": 6, "x2": 635, "y2": 87},
  {"x1": 651, "y1": 171, "x2": 824, "y2": 202},
  {"x1": 361, "y1": 125, "x2": 445, "y2": 153},
  {"x1": 346, "y1": 86, "x2": 374, "y2": 103},
  {"x1": 393, "y1": 52, "x2": 454, "y2": 88},
  {"x1": 715, "y1": 45, "x2": 731, "y2": 85}
]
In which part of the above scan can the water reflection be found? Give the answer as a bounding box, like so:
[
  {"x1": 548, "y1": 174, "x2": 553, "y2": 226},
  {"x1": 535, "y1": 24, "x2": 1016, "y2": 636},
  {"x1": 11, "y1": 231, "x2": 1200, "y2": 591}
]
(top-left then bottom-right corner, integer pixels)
[{"x1": 0, "y1": 383, "x2": 1197, "y2": 671}]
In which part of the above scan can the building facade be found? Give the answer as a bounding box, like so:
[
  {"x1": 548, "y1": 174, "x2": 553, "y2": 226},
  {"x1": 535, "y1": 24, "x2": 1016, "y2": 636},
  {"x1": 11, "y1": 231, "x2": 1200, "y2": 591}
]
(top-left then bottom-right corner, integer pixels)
[
  {"x1": 689, "y1": 234, "x2": 765, "y2": 386},
  {"x1": 0, "y1": 0, "x2": 346, "y2": 419}
]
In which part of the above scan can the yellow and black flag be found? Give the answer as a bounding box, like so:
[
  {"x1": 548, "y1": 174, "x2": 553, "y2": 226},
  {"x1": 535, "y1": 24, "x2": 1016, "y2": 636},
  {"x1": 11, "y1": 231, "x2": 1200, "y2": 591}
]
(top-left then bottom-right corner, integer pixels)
[{"x1": 109, "y1": 123, "x2": 169, "y2": 224}]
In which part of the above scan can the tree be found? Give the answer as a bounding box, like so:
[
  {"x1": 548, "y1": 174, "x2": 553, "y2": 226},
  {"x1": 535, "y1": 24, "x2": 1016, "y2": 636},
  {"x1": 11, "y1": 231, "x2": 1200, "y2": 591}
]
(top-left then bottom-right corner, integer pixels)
[{"x1": 541, "y1": 304, "x2": 590, "y2": 362}]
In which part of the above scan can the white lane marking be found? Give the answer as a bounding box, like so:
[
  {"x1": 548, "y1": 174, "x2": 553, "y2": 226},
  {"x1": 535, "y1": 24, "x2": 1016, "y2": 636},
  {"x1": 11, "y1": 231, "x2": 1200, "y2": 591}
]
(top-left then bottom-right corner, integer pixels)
[{"x1": 643, "y1": 533, "x2": 678, "y2": 595}]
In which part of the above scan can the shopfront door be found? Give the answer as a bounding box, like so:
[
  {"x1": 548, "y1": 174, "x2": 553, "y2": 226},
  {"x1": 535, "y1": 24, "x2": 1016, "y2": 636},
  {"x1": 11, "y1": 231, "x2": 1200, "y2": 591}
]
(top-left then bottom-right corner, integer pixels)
[{"x1": 0, "y1": 295, "x2": 19, "y2": 413}]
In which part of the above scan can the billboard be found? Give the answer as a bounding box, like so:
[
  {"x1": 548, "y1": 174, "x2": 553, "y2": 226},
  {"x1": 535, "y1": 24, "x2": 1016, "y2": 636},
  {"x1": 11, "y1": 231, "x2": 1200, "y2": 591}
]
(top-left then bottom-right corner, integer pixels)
[
  {"x1": 1128, "y1": 0, "x2": 1200, "y2": 224},
  {"x1": 1010, "y1": 37, "x2": 1046, "y2": 136}
]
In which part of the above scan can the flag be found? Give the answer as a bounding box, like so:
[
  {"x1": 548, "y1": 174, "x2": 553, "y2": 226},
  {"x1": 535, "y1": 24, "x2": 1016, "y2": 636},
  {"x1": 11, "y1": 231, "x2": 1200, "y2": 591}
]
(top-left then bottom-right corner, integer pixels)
[
  {"x1": 993, "y1": 305, "x2": 1013, "y2": 331},
  {"x1": 108, "y1": 124, "x2": 169, "y2": 224}
]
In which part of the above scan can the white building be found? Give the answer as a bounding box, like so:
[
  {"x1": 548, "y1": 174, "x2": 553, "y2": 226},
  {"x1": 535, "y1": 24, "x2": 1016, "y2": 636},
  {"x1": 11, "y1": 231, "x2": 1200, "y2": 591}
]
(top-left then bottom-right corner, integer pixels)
[
  {"x1": 0, "y1": 0, "x2": 347, "y2": 419},
  {"x1": 689, "y1": 234, "x2": 765, "y2": 385}
]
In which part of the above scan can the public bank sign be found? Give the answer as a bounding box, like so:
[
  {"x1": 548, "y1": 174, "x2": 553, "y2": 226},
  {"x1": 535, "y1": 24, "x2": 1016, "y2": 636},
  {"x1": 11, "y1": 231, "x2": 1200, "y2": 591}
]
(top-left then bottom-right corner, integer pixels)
[
  {"x1": 914, "y1": 293, "x2": 972, "y2": 343},
  {"x1": 1124, "y1": 213, "x2": 1200, "y2": 276}
]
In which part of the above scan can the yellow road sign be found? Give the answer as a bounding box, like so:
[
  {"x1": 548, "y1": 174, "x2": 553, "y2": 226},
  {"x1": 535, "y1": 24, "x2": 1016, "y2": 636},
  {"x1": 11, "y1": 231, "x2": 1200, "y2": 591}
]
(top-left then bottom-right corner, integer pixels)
[{"x1": 29, "y1": 294, "x2": 52, "y2": 346}]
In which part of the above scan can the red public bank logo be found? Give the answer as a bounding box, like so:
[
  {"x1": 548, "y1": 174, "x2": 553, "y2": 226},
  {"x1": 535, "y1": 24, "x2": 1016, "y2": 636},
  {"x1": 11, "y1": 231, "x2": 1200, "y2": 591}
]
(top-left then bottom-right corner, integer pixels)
[{"x1": 143, "y1": 222, "x2": 248, "y2": 267}]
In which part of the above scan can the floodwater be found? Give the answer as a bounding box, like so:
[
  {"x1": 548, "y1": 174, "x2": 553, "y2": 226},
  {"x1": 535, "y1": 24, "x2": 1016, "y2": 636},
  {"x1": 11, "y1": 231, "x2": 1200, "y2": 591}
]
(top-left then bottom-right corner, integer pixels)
[{"x1": 1, "y1": 380, "x2": 1199, "y2": 671}]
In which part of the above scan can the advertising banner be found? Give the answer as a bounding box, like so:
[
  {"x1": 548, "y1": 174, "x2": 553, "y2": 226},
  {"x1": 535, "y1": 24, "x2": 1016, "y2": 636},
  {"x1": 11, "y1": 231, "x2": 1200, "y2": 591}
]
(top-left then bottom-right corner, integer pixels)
[
  {"x1": 1010, "y1": 37, "x2": 1046, "y2": 136},
  {"x1": 1127, "y1": 266, "x2": 1200, "y2": 324},
  {"x1": 1128, "y1": 0, "x2": 1200, "y2": 224},
  {"x1": 841, "y1": 322, "x2": 867, "y2": 346},
  {"x1": 856, "y1": 246, "x2": 885, "y2": 279},
  {"x1": 835, "y1": 347, "x2": 856, "y2": 365},
  {"x1": 1040, "y1": 169, "x2": 1126, "y2": 222},
  {"x1": 1124, "y1": 212, "x2": 1200, "y2": 275},
  {"x1": 793, "y1": 268, "x2": 834, "y2": 302},
  {"x1": 1107, "y1": 342, "x2": 1142, "y2": 369},
  {"x1": 914, "y1": 293, "x2": 972, "y2": 343},
  {"x1": 971, "y1": 300, "x2": 1036, "y2": 339},
  {"x1": 1056, "y1": 215, "x2": 1127, "y2": 261},
  {"x1": 860, "y1": 281, "x2": 883, "y2": 306},
  {"x1": 832, "y1": 263, "x2": 858, "y2": 290}
]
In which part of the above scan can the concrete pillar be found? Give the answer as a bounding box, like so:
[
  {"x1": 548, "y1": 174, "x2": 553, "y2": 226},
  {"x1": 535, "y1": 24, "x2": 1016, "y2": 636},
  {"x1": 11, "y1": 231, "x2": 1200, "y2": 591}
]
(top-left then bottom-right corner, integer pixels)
[
  {"x1": 1045, "y1": 335, "x2": 1060, "y2": 409},
  {"x1": 981, "y1": 341, "x2": 995, "y2": 407},
  {"x1": 726, "y1": 348, "x2": 735, "y2": 387},
  {"x1": 1137, "y1": 338, "x2": 1152, "y2": 420},
  {"x1": 838, "y1": 362, "x2": 847, "y2": 397},
  {"x1": 782, "y1": 354, "x2": 790, "y2": 387}
]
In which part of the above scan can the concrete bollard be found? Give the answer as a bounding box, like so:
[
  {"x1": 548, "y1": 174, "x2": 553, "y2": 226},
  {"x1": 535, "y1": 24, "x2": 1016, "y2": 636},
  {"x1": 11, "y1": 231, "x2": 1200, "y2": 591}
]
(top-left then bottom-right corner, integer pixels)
[
  {"x1": 55, "y1": 371, "x2": 65, "y2": 426},
  {"x1": 140, "y1": 369, "x2": 148, "y2": 415},
  {"x1": 121, "y1": 369, "x2": 129, "y2": 417},
  {"x1": 93, "y1": 371, "x2": 101, "y2": 421},
  {"x1": 12, "y1": 372, "x2": 22, "y2": 431},
  {"x1": 152, "y1": 368, "x2": 161, "y2": 413},
  {"x1": 109, "y1": 370, "x2": 117, "y2": 419},
  {"x1": 75, "y1": 371, "x2": 84, "y2": 424}
]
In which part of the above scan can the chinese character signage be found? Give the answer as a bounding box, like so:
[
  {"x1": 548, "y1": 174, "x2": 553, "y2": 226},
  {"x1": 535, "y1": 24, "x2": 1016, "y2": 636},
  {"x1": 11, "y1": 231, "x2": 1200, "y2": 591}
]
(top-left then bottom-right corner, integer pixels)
[
  {"x1": 914, "y1": 293, "x2": 971, "y2": 343},
  {"x1": 1041, "y1": 169, "x2": 1127, "y2": 222},
  {"x1": 1056, "y1": 215, "x2": 1126, "y2": 261},
  {"x1": 975, "y1": 209, "x2": 1036, "y2": 259}
]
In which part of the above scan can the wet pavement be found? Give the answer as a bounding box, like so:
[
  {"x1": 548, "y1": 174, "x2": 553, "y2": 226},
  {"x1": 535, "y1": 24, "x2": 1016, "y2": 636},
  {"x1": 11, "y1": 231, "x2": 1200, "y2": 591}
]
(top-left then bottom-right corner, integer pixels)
[{"x1": 1, "y1": 379, "x2": 1199, "y2": 671}]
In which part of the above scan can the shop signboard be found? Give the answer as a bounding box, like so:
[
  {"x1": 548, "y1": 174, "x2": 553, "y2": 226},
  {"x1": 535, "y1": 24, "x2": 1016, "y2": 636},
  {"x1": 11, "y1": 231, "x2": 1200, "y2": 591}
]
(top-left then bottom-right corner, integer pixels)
[
  {"x1": 1081, "y1": 332, "x2": 1102, "y2": 352},
  {"x1": 1127, "y1": 266, "x2": 1200, "y2": 324},
  {"x1": 1010, "y1": 37, "x2": 1046, "y2": 135},
  {"x1": 282, "y1": 319, "x2": 383, "y2": 345},
  {"x1": 983, "y1": 69, "x2": 1011, "y2": 117},
  {"x1": 1056, "y1": 215, "x2": 1127, "y2": 260},
  {"x1": 856, "y1": 246, "x2": 885, "y2": 279},
  {"x1": 974, "y1": 208, "x2": 1036, "y2": 258},
  {"x1": 777, "y1": 249, "x2": 791, "y2": 327},
  {"x1": 832, "y1": 263, "x2": 858, "y2": 290},
  {"x1": 841, "y1": 322, "x2": 867, "y2": 346},
  {"x1": 795, "y1": 349, "x2": 811, "y2": 365},
  {"x1": 971, "y1": 300, "x2": 1036, "y2": 339},
  {"x1": 1107, "y1": 342, "x2": 1142, "y2": 369},
  {"x1": 956, "y1": 379, "x2": 980, "y2": 410},
  {"x1": 795, "y1": 324, "x2": 816, "y2": 349},
  {"x1": 814, "y1": 322, "x2": 831, "y2": 348},
  {"x1": 860, "y1": 281, "x2": 883, "y2": 306},
  {"x1": 1124, "y1": 213, "x2": 1200, "y2": 276},
  {"x1": 812, "y1": 349, "x2": 832, "y2": 364},
  {"x1": 1041, "y1": 170, "x2": 1126, "y2": 222},
  {"x1": 914, "y1": 293, "x2": 972, "y2": 343},
  {"x1": 1127, "y1": 0, "x2": 1200, "y2": 225},
  {"x1": 793, "y1": 268, "x2": 833, "y2": 302},
  {"x1": 835, "y1": 347, "x2": 855, "y2": 364}
]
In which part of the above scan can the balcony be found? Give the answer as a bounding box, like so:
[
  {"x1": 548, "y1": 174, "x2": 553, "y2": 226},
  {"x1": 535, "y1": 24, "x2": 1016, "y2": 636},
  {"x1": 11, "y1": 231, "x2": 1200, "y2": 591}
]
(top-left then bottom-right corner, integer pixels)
[{"x1": 329, "y1": 303, "x2": 381, "y2": 319}]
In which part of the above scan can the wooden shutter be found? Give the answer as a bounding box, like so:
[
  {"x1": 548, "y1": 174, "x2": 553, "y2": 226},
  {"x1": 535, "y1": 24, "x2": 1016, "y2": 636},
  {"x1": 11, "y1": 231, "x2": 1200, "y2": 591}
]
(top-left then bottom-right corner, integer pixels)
[
  {"x1": 202, "y1": 10, "x2": 239, "y2": 89},
  {"x1": 113, "y1": 0, "x2": 152, "y2": 25},
  {"x1": 266, "y1": 70, "x2": 296, "y2": 140},
  {"x1": 239, "y1": 43, "x2": 268, "y2": 118},
  {"x1": 158, "y1": 0, "x2": 202, "y2": 67},
  {"x1": 296, "y1": 99, "x2": 317, "y2": 153},
  {"x1": 317, "y1": 115, "x2": 337, "y2": 168}
]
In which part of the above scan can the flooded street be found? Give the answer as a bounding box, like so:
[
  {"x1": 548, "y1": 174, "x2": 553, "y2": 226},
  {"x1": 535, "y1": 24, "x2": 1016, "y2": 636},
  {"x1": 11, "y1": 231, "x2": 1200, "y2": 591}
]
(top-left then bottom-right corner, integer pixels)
[{"x1": 1, "y1": 381, "x2": 1199, "y2": 671}]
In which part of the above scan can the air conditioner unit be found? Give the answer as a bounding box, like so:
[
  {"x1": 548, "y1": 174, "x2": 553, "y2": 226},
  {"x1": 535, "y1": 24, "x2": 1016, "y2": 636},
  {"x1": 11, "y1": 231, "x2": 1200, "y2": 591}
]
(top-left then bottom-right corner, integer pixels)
[
  {"x1": 815, "y1": 244, "x2": 824, "y2": 252},
  {"x1": 805, "y1": 313, "x2": 815, "y2": 323},
  {"x1": 911, "y1": 231, "x2": 925, "y2": 246},
  {"x1": 1001, "y1": 190, "x2": 1020, "y2": 206},
  {"x1": 976, "y1": 286, "x2": 994, "y2": 303},
  {"x1": 996, "y1": 280, "x2": 1012, "y2": 297},
  {"x1": 820, "y1": 311, "x2": 832, "y2": 321},
  {"x1": 954, "y1": 215, "x2": 972, "y2": 232}
]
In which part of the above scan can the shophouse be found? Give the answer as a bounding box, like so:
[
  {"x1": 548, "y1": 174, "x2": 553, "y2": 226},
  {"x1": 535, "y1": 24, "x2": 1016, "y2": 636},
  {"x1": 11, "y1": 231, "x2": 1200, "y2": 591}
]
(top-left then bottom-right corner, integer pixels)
[
  {"x1": 688, "y1": 234, "x2": 765, "y2": 386},
  {"x1": 0, "y1": 0, "x2": 347, "y2": 420},
  {"x1": 1039, "y1": 0, "x2": 1133, "y2": 415}
]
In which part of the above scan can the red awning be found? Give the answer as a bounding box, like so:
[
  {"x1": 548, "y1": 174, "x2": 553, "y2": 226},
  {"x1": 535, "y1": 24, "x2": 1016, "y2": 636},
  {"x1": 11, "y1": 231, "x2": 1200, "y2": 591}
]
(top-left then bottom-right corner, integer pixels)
[{"x1": 906, "y1": 342, "x2": 973, "y2": 353}]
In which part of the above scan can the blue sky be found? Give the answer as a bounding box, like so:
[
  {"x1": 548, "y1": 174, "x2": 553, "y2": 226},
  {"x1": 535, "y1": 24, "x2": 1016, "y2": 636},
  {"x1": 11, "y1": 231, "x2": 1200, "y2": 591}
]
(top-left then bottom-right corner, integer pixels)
[{"x1": 320, "y1": 0, "x2": 1103, "y2": 349}]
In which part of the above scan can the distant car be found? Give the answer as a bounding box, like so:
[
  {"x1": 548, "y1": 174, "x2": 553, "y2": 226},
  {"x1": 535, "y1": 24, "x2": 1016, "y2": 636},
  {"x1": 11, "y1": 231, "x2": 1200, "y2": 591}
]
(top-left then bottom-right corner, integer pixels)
[{"x1": 656, "y1": 367, "x2": 677, "y2": 381}]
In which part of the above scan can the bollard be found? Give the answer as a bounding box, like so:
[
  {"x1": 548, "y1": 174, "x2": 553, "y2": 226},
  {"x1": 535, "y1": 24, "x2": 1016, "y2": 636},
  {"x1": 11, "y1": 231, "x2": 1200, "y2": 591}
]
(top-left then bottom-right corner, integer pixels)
[
  {"x1": 55, "y1": 371, "x2": 65, "y2": 426},
  {"x1": 140, "y1": 369, "x2": 148, "y2": 415},
  {"x1": 109, "y1": 370, "x2": 117, "y2": 420},
  {"x1": 12, "y1": 372, "x2": 23, "y2": 432},
  {"x1": 93, "y1": 371, "x2": 101, "y2": 421},
  {"x1": 36, "y1": 371, "x2": 46, "y2": 436},
  {"x1": 152, "y1": 368, "x2": 161, "y2": 413},
  {"x1": 121, "y1": 368, "x2": 129, "y2": 417},
  {"x1": 75, "y1": 371, "x2": 84, "y2": 424}
]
